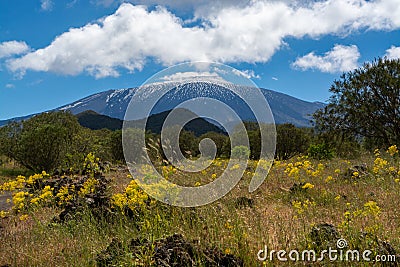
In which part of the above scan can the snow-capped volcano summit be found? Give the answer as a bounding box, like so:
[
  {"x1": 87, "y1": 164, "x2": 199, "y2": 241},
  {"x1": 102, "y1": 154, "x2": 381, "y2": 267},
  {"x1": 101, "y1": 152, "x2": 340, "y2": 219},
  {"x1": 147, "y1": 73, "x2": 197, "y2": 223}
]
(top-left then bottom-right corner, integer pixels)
[{"x1": 58, "y1": 81, "x2": 325, "y2": 127}]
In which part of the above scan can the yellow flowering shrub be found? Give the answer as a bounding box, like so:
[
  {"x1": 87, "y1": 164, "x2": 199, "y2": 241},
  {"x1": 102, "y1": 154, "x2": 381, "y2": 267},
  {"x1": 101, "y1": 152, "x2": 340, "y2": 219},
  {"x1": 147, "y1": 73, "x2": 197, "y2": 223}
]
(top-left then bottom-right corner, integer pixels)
[
  {"x1": 373, "y1": 157, "x2": 388, "y2": 173},
  {"x1": 56, "y1": 185, "x2": 75, "y2": 205},
  {"x1": 1, "y1": 171, "x2": 50, "y2": 193},
  {"x1": 29, "y1": 185, "x2": 54, "y2": 207},
  {"x1": 1, "y1": 175, "x2": 26, "y2": 192},
  {"x1": 111, "y1": 180, "x2": 149, "y2": 214},
  {"x1": 83, "y1": 152, "x2": 101, "y2": 177},
  {"x1": 79, "y1": 178, "x2": 99, "y2": 197},
  {"x1": 372, "y1": 146, "x2": 399, "y2": 179},
  {"x1": 12, "y1": 191, "x2": 31, "y2": 212}
]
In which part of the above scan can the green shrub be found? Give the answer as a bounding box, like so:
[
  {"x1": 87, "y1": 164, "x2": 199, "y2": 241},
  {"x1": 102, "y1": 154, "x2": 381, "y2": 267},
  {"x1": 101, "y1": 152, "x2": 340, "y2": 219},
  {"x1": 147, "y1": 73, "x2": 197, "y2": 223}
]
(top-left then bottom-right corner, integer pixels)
[
  {"x1": 231, "y1": 146, "x2": 250, "y2": 159},
  {"x1": 308, "y1": 143, "x2": 334, "y2": 160},
  {"x1": 1, "y1": 111, "x2": 81, "y2": 173}
]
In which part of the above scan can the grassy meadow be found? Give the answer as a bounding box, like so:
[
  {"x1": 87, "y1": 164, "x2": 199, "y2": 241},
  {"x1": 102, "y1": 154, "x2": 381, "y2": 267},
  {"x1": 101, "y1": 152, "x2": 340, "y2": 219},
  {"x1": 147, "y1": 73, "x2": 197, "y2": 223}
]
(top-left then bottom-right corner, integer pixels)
[{"x1": 0, "y1": 147, "x2": 399, "y2": 266}]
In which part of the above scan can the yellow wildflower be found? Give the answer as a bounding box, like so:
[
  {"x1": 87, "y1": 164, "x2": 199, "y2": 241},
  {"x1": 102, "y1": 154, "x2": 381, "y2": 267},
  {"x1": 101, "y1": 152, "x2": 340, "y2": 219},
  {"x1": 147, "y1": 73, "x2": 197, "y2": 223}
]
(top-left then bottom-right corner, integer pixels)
[
  {"x1": 311, "y1": 171, "x2": 319, "y2": 177},
  {"x1": 363, "y1": 201, "x2": 381, "y2": 217},
  {"x1": 292, "y1": 201, "x2": 304, "y2": 214},
  {"x1": 302, "y1": 183, "x2": 314, "y2": 189},
  {"x1": 303, "y1": 161, "x2": 312, "y2": 169},
  {"x1": 387, "y1": 145, "x2": 398, "y2": 156},
  {"x1": 30, "y1": 197, "x2": 40, "y2": 205},
  {"x1": 325, "y1": 176, "x2": 334, "y2": 183},
  {"x1": 373, "y1": 157, "x2": 388, "y2": 173},
  {"x1": 224, "y1": 220, "x2": 233, "y2": 230},
  {"x1": 12, "y1": 191, "x2": 30, "y2": 211},
  {"x1": 317, "y1": 163, "x2": 325, "y2": 171},
  {"x1": 230, "y1": 164, "x2": 240, "y2": 171},
  {"x1": 288, "y1": 167, "x2": 300, "y2": 177},
  {"x1": 79, "y1": 178, "x2": 99, "y2": 197},
  {"x1": 56, "y1": 185, "x2": 74, "y2": 205},
  {"x1": 19, "y1": 214, "x2": 29, "y2": 221}
]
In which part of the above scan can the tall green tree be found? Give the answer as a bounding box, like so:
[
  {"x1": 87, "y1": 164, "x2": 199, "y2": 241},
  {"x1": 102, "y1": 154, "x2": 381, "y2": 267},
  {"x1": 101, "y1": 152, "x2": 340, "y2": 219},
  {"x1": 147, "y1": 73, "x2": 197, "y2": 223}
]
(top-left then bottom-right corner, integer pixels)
[
  {"x1": 276, "y1": 123, "x2": 310, "y2": 160},
  {"x1": 314, "y1": 58, "x2": 400, "y2": 148}
]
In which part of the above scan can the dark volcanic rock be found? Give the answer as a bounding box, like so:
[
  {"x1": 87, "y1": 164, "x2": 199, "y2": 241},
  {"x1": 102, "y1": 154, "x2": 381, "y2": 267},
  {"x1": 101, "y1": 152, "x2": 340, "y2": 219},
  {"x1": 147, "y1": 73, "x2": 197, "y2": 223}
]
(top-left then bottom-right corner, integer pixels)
[{"x1": 96, "y1": 233, "x2": 244, "y2": 267}]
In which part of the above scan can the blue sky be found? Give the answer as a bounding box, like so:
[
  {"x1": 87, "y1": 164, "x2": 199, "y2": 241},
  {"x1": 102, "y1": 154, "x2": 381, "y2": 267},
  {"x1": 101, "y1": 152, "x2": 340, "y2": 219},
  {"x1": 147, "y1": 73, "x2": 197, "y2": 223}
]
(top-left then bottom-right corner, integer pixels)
[{"x1": 0, "y1": 0, "x2": 399, "y2": 120}]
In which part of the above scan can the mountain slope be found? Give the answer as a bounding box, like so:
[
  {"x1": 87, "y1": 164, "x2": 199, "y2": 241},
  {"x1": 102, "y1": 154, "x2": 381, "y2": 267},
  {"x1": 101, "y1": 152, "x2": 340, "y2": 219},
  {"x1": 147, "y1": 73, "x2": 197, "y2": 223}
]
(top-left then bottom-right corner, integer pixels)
[
  {"x1": 58, "y1": 83, "x2": 324, "y2": 127},
  {"x1": 1, "y1": 83, "x2": 325, "y2": 127}
]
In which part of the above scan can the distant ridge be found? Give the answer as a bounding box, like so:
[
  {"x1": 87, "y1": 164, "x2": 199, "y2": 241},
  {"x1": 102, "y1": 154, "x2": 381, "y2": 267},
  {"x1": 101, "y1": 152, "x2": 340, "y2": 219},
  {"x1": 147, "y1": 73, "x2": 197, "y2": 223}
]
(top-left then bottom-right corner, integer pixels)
[
  {"x1": 76, "y1": 109, "x2": 226, "y2": 136},
  {"x1": 77, "y1": 110, "x2": 123, "y2": 131}
]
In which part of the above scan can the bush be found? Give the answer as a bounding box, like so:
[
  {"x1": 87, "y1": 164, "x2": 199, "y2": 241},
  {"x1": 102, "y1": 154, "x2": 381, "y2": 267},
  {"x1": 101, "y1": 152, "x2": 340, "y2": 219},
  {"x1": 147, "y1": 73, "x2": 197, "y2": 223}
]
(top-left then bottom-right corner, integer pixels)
[
  {"x1": 1, "y1": 111, "x2": 81, "y2": 173},
  {"x1": 231, "y1": 146, "x2": 250, "y2": 159},
  {"x1": 307, "y1": 143, "x2": 334, "y2": 160}
]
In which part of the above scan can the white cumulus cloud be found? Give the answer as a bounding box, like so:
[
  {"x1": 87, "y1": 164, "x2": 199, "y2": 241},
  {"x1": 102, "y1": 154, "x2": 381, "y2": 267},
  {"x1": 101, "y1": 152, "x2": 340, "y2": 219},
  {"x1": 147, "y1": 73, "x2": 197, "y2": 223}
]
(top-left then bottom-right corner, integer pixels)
[
  {"x1": 385, "y1": 46, "x2": 400, "y2": 59},
  {"x1": 6, "y1": 0, "x2": 400, "y2": 78},
  {"x1": 159, "y1": 71, "x2": 226, "y2": 82},
  {"x1": 232, "y1": 69, "x2": 260, "y2": 79},
  {"x1": 41, "y1": 0, "x2": 53, "y2": 11},
  {"x1": 292, "y1": 44, "x2": 360, "y2": 73},
  {"x1": 0, "y1": 41, "x2": 30, "y2": 59}
]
